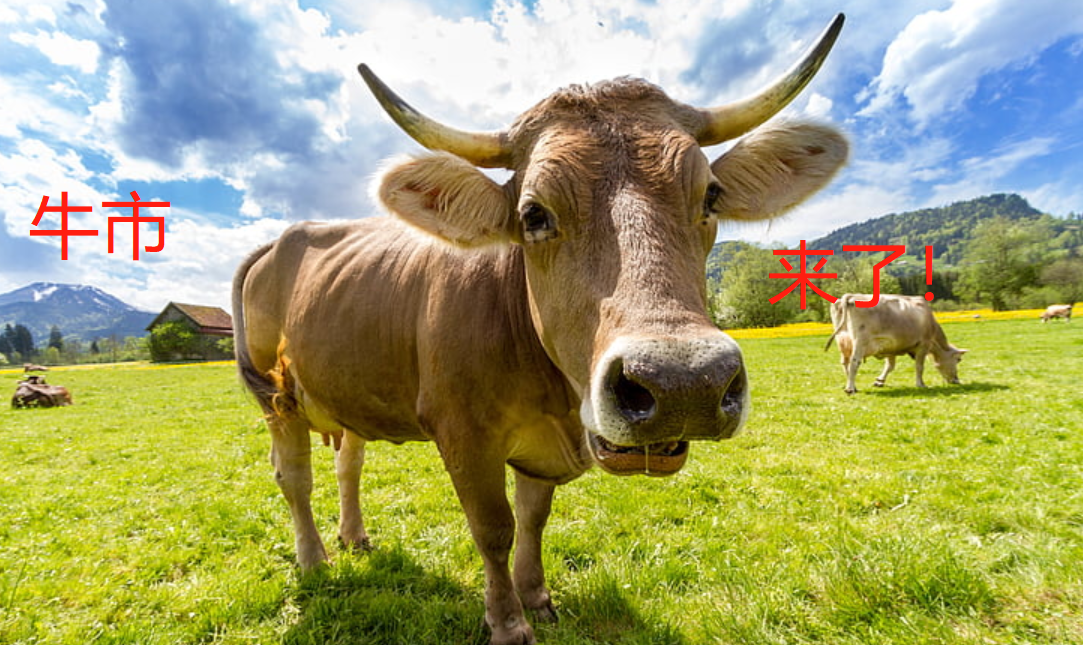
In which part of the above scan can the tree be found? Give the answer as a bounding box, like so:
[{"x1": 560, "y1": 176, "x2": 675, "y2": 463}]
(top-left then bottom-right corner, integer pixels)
[
  {"x1": 714, "y1": 244, "x2": 800, "y2": 328},
  {"x1": 0, "y1": 324, "x2": 13, "y2": 359},
  {"x1": 12, "y1": 324, "x2": 35, "y2": 361},
  {"x1": 832, "y1": 255, "x2": 903, "y2": 300},
  {"x1": 1040, "y1": 257, "x2": 1083, "y2": 305},
  {"x1": 957, "y1": 216, "x2": 1048, "y2": 310},
  {"x1": 61, "y1": 337, "x2": 82, "y2": 365},
  {"x1": 124, "y1": 336, "x2": 149, "y2": 362},
  {"x1": 215, "y1": 336, "x2": 235, "y2": 357},
  {"x1": 48, "y1": 325, "x2": 64, "y2": 352},
  {"x1": 148, "y1": 321, "x2": 198, "y2": 362},
  {"x1": 44, "y1": 346, "x2": 61, "y2": 365}
]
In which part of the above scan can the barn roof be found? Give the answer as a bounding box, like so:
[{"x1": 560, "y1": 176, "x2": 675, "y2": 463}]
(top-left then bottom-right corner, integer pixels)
[{"x1": 148, "y1": 302, "x2": 233, "y2": 336}]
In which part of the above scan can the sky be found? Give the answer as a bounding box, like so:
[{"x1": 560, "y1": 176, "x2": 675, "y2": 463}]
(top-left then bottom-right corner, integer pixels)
[{"x1": 1, "y1": 0, "x2": 1081, "y2": 313}]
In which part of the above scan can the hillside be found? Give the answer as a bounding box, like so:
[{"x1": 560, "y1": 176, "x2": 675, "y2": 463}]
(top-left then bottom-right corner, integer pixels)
[
  {"x1": 807, "y1": 193, "x2": 1052, "y2": 265},
  {"x1": 0, "y1": 283, "x2": 155, "y2": 345},
  {"x1": 708, "y1": 193, "x2": 1068, "y2": 273}
]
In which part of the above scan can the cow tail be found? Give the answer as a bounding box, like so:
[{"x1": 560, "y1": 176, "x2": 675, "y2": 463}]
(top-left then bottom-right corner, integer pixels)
[
  {"x1": 232, "y1": 243, "x2": 279, "y2": 415},
  {"x1": 823, "y1": 294, "x2": 851, "y2": 351},
  {"x1": 823, "y1": 328, "x2": 840, "y2": 351}
]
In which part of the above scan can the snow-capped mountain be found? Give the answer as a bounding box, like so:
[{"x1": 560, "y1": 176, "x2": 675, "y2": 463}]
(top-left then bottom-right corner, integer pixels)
[{"x1": 0, "y1": 283, "x2": 156, "y2": 344}]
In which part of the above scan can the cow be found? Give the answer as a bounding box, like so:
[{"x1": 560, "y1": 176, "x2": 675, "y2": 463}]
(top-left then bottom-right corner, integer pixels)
[
  {"x1": 825, "y1": 293, "x2": 967, "y2": 394},
  {"x1": 23, "y1": 363, "x2": 48, "y2": 373},
  {"x1": 1040, "y1": 304, "x2": 1072, "y2": 322},
  {"x1": 11, "y1": 380, "x2": 72, "y2": 408},
  {"x1": 234, "y1": 14, "x2": 847, "y2": 645}
]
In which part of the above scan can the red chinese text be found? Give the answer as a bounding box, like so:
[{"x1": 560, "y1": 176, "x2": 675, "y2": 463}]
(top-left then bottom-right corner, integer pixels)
[
  {"x1": 840, "y1": 244, "x2": 906, "y2": 307},
  {"x1": 30, "y1": 192, "x2": 98, "y2": 261},
  {"x1": 769, "y1": 241, "x2": 924, "y2": 308},
  {"x1": 30, "y1": 191, "x2": 169, "y2": 261},
  {"x1": 769, "y1": 240, "x2": 838, "y2": 309},
  {"x1": 103, "y1": 191, "x2": 168, "y2": 261}
]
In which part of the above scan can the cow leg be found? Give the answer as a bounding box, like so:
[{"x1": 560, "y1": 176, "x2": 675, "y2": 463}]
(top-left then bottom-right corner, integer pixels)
[
  {"x1": 913, "y1": 348, "x2": 928, "y2": 388},
  {"x1": 268, "y1": 416, "x2": 328, "y2": 568},
  {"x1": 873, "y1": 356, "x2": 896, "y2": 387},
  {"x1": 513, "y1": 473, "x2": 556, "y2": 622},
  {"x1": 334, "y1": 431, "x2": 371, "y2": 551},
  {"x1": 844, "y1": 346, "x2": 862, "y2": 394},
  {"x1": 442, "y1": 453, "x2": 535, "y2": 645}
]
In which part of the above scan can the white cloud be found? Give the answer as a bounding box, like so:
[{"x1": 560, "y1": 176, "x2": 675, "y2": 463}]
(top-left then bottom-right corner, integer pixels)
[
  {"x1": 21, "y1": 214, "x2": 294, "y2": 313},
  {"x1": 1023, "y1": 181, "x2": 1083, "y2": 219},
  {"x1": 0, "y1": 75, "x2": 88, "y2": 140},
  {"x1": 0, "y1": 139, "x2": 104, "y2": 242},
  {"x1": 861, "y1": 0, "x2": 1083, "y2": 128},
  {"x1": 928, "y1": 136, "x2": 1057, "y2": 205},
  {"x1": 724, "y1": 181, "x2": 917, "y2": 247},
  {"x1": 10, "y1": 29, "x2": 100, "y2": 74},
  {"x1": 124, "y1": 216, "x2": 292, "y2": 311}
]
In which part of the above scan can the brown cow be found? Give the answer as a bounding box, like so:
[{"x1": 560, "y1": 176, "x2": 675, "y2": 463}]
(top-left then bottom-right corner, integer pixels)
[
  {"x1": 1040, "y1": 304, "x2": 1072, "y2": 322},
  {"x1": 234, "y1": 15, "x2": 847, "y2": 644},
  {"x1": 11, "y1": 380, "x2": 72, "y2": 408},
  {"x1": 826, "y1": 293, "x2": 967, "y2": 394}
]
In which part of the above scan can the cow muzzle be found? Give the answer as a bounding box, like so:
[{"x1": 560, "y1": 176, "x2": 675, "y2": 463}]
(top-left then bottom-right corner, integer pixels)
[{"x1": 580, "y1": 335, "x2": 749, "y2": 476}]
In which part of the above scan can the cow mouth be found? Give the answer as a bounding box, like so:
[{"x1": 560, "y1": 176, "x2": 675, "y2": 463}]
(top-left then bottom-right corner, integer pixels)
[{"x1": 586, "y1": 432, "x2": 689, "y2": 477}]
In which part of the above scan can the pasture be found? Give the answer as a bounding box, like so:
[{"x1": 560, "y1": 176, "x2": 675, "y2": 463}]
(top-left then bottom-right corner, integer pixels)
[{"x1": 1, "y1": 317, "x2": 1080, "y2": 644}]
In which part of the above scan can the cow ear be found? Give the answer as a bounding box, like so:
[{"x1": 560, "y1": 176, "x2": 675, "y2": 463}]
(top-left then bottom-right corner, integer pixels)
[
  {"x1": 377, "y1": 152, "x2": 514, "y2": 247},
  {"x1": 709, "y1": 122, "x2": 848, "y2": 221}
]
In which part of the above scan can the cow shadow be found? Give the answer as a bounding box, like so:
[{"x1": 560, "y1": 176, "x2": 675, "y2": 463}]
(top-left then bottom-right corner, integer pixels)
[
  {"x1": 282, "y1": 546, "x2": 490, "y2": 645},
  {"x1": 281, "y1": 545, "x2": 686, "y2": 644},
  {"x1": 863, "y1": 381, "x2": 1009, "y2": 398}
]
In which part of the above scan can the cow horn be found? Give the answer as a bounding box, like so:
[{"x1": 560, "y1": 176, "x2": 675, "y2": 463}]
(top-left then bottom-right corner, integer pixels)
[
  {"x1": 358, "y1": 64, "x2": 513, "y2": 169},
  {"x1": 695, "y1": 13, "x2": 844, "y2": 146}
]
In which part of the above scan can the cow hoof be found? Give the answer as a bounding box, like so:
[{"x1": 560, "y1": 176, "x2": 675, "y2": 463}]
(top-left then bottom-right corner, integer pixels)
[
  {"x1": 529, "y1": 599, "x2": 558, "y2": 624},
  {"x1": 338, "y1": 534, "x2": 373, "y2": 553},
  {"x1": 844, "y1": 388, "x2": 857, "y2": 395},
  {"x1": 490, "y1": 620, "x2": 536, "y2": 645},
  {"x1": 873, "y1": 381, "x2": 885, "y2": 387}
]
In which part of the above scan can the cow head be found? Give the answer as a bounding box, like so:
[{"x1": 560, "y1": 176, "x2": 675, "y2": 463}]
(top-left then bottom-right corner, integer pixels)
[
  {"x1": 933, "y1": 347, "x2": 967, "y2": 385},
  {"x1": 364, "y1": 15, "x2": 848, "y2": 476}
]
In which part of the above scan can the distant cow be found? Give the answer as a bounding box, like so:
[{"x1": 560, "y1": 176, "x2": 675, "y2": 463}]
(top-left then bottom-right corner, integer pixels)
[
  {"x1": 235, "y1": 15, "x2": 847, "y2": 645},
  {"x1": 11, "y1": 380, "x2": 72, "y2": 408},
  {"x1": 1040, "y1": 304, "x2": 1072, "y2": 322},
  {"x1": 825, "y1": 294, "x2": 967, "y2": 394},
  {"x1": 23, "y1": 363, "x2": 48, "y2": 372}
]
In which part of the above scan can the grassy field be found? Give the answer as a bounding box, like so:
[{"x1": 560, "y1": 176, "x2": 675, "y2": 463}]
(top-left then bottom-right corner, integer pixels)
[{"x1": 1, "y1": 317, "x2": 1080, "y2": 644}]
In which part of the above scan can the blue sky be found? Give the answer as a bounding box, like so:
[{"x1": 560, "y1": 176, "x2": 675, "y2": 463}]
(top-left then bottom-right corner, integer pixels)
[{"x1": 1, "y1": 0, "x2": 1081, "y2": 312}]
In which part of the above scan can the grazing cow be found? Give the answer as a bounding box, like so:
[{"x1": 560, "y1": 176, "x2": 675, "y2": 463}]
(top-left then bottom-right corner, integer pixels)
[
  {"x1": 825, "y1": 293, "x2": 967, "y2": 394},
  {"x1": 23, "y1": 363, "x2": 48, "y2": 372},
  {"x1": 1040, "y1": 304, "x2": 1072, "y2": 322},
  {"x1": 11, "y1": 380, "x2": 72, "y2": 408},
  {"x1": 234, "y1": 15, "x2": 847, "y2": 644}
]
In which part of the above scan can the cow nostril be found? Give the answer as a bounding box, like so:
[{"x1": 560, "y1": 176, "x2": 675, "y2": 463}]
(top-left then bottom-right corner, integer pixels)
[
  {"x1": 612, "y1": 364, "x2": 656, "y2": 423},
  {"x1": 720, "y1": 365, "x2": 747, "y2": 416}
]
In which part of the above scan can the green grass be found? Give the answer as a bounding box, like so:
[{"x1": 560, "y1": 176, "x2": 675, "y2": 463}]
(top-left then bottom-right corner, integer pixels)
[{"x1": 1, "y1": 318, "x2": 1081, "y2": 644}]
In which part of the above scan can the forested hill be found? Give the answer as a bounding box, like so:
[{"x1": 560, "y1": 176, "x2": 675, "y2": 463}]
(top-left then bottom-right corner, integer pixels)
[{"x1": 807, "y1": 193, "x2": 1049, "y2": 265}]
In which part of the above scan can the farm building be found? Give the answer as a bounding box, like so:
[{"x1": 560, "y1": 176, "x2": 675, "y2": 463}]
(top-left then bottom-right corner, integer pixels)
[{"x1": 146, "y1": 302, "x2": 233, "y2": 361}]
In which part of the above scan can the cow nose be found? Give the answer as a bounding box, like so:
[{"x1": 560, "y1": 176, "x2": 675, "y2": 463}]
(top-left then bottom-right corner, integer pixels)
[
  {"x1": 589, "y1": 335, "x2": 749, "y2": 445},
  {"x1": 611, "y1": 359, "x2": 657, "y2": 423}
]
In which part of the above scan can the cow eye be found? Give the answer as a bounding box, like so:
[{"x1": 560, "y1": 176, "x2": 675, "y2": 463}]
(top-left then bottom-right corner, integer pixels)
[
  {"x1": 520, "y1": 203, "x2": 557, "y2": 243},
  {"x1": 703, "y1": 183, "x2": 724, "y2": 218}
]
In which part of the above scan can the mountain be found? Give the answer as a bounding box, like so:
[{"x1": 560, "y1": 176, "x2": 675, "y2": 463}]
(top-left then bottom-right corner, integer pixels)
[
  {"x1": 0, "y1": 283, "x2": 156, "y2": 345},
  {"x1": 806, "y1": 193, "x2": 1052, "y2": 265}
]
